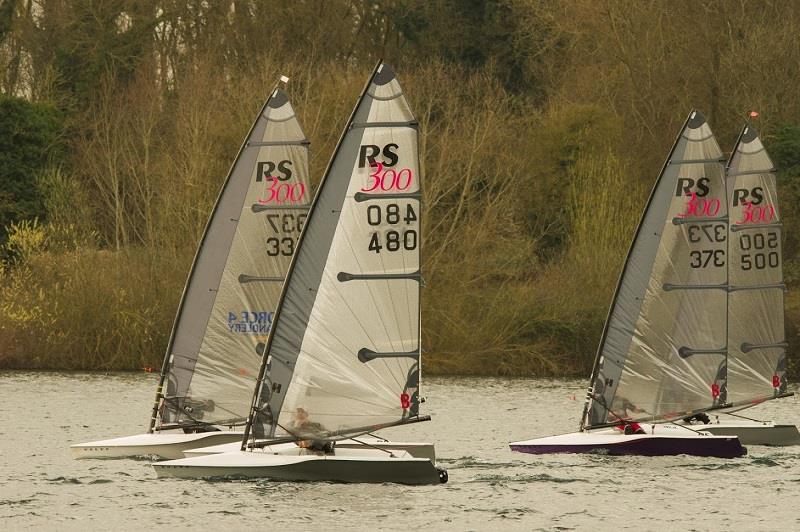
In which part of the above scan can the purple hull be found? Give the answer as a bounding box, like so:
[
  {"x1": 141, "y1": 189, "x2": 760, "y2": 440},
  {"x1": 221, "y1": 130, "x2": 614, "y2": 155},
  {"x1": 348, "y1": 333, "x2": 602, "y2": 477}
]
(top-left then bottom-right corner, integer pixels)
[{"x1": 510, "y1": 436, "x2": 746, "y2": 458}]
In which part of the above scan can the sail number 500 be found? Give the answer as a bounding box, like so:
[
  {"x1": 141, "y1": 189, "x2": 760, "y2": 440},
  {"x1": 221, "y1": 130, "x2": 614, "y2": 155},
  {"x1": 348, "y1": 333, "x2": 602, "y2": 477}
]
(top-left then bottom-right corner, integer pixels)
[{"x1": 740, "y1": 232, "x2": 779, "y2": 270}]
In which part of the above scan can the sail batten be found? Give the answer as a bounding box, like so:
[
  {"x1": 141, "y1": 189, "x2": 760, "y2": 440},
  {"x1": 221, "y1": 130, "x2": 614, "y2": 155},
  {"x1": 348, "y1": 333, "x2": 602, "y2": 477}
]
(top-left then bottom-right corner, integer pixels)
[
  {"x1": 727, "y1": 169, "x2": 776, "y2": 177},
  {"x1": 669, "y1": 157, "x2": 727, "y2": 165},
  {"x1": 672, "y1": 216, "x2": 728, "y2": 225},
  {"x1": 247, "y1": 140, "x2": 311, "y2": 147},
  {"x1": 150, "y1": 84, "x2": 311, "y2": 432}
]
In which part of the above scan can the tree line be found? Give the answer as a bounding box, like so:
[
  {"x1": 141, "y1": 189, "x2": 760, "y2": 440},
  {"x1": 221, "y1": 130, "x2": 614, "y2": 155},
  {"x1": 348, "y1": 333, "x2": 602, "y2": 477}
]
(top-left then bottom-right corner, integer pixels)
[{"x1": 1, "y1": 0, "x2": 800, "y2": 377}]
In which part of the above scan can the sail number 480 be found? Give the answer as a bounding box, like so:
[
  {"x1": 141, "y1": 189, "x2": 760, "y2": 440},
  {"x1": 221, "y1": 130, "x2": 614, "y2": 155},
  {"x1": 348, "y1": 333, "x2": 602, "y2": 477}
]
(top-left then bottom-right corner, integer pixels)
[{"x1": 367, "y1": 203, "x2": 418, "y2": 253}]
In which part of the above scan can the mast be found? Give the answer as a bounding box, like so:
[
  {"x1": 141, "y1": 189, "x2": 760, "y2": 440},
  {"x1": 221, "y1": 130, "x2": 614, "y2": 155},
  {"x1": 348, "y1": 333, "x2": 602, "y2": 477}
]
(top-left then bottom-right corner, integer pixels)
[
  {"x1": 242, "y1": 62, "x2": 423, "y2": 447},
  {"x1": 150, "y1": 79, "x2": 310, "y2": 432}
]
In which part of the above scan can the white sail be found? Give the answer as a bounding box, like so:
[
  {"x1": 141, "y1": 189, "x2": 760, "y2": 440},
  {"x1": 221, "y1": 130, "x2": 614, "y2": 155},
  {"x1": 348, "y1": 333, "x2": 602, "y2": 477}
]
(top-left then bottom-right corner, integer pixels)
[
  {"x1": 725, "y1": 125, "x2": 788, "y2": 405},
  {"x1": 153, "y1": 86, "x2": 311, "y2": 430},
  {"x1": 246, "y1": 63, "x2": 422, "y2": 441},
  {"x1": 584, "y1": 111, "x2": 729, "y2": 428}
]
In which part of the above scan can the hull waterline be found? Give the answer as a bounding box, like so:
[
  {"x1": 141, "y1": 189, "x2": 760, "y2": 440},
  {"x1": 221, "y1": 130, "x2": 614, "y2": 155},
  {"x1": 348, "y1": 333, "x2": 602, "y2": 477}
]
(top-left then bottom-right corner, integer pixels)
[
  {"x1": 510, "y1": 426, "x2": 747, "y2": 458},
  {"x1": 153, "y1": 447, "x2": 447, "y2": 485}
]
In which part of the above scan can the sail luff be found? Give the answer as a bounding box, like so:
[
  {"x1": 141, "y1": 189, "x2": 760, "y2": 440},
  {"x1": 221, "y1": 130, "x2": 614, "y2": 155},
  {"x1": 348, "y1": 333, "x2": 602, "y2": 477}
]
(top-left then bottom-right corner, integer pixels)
[
  {"x1": 724, "y1": 123, "x2": 788, "y2": 405},
  {"x1": 580, "y1": 111, "x2": 695, "y2": 431},
  {"x1": 149, "y1": 81, "x2": 283, "y2": 433},
  {"x1": 242, "y1": 62, "x2": 385, "y2": 447}
]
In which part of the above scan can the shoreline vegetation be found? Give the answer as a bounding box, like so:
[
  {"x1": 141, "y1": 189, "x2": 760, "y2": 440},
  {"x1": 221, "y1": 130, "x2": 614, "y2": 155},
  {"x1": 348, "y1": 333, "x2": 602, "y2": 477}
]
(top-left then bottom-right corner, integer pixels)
[{"x1": 2, "y1": 2, "x2": 800, "y2": 378}]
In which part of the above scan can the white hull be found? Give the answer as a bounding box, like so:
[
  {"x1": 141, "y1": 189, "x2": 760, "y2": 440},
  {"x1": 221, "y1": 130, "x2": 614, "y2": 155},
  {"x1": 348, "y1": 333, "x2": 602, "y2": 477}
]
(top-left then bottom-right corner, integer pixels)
[
  {"x1": 183, "y1": 438, "x2": 436, "y2": 461},
  {"x1": 70, "y1": 431, "x2": 245, "y2": 460},
  {"x1": 682, "y1": 420, "x2": 800, "y2": 446},
  {"x1": 510, "y1": 424, "x2": 747, "y2": 458},
  {"x1": 154, "y1": 445, "x2": 447, "y2": 485}
]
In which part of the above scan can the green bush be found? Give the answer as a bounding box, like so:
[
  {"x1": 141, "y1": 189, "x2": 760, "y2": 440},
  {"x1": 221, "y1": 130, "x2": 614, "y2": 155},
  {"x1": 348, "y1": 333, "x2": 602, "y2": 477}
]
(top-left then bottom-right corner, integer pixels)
[{"x1": 0, "y1": 97, "x2": 62, "y2": 246}]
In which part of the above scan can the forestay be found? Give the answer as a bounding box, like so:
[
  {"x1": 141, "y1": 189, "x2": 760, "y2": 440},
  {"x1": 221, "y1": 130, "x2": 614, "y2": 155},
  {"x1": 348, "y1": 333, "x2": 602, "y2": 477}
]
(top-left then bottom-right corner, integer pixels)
[
  {"x1": 584, "y1": 111, "x2": 729, "y2": 429},
  {"x1": 246, "y1": 63, "x2": 422, "y2": 442},
  {"x1": 725, "y1": 125, "x2": 788, "y2": 405},
  {"x1": 152, "y1": 86, "x2": 311, "y2": 431}
]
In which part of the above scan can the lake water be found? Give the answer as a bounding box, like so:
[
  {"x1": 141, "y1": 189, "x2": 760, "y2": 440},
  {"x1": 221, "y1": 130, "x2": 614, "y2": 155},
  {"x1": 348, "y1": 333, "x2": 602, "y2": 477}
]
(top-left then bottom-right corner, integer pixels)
[{"x1": 1, "y1": 372, "x2": 799, "y2": 531}]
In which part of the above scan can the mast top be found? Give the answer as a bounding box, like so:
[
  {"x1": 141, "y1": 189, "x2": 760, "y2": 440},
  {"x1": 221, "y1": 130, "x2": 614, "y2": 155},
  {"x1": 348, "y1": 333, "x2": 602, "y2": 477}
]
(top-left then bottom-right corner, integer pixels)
[
  {"x1": 686, "y1": 109, "x2": 706, "y2": 129},
  {"x1": 268, "y1": 88, "x2": 289, "y2": 109},
  {"x1": 374, "y1": 63, "x2": 396, "y2": 86},
  {"x1": 740, "y1": 125, "x2": 759, "y2": 143}
]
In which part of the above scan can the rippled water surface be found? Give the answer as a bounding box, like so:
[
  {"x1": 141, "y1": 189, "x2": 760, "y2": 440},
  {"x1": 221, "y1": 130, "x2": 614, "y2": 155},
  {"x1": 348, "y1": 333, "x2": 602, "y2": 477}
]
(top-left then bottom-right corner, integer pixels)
[{"x1": 2, "y1": 372, "x2": 800, "y2": 530}]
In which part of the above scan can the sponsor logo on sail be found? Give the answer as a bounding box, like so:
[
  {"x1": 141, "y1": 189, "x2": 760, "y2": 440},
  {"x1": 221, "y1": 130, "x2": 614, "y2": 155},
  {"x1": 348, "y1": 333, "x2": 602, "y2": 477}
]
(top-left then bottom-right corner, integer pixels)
[{"x1": 228, "y1": 311, "x2": 274, "y2": 334}]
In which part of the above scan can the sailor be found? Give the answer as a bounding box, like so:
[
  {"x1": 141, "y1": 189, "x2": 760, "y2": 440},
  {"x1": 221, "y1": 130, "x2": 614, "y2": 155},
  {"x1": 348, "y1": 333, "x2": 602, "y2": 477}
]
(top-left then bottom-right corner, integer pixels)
[
  {"x1": 290, "y1": 407, "x2": 333, "y2": 452},
  {"x1": 612, "y1": 397, "x2": 646, "y2": 435}
]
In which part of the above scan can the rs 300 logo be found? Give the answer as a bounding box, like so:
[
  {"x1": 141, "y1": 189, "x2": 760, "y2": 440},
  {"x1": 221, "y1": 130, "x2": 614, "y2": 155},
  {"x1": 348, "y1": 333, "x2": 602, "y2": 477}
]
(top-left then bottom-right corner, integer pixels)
[{"x1": 256, "y1": 160, "x2": 292, "y2": 182}]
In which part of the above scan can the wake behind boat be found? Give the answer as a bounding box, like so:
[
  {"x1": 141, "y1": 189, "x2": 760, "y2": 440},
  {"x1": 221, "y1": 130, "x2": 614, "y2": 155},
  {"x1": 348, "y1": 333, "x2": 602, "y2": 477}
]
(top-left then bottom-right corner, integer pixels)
[
  {"x1": 511, "y1": 111, "x2": 751, "y2": 458},
  {"x1": 72, "y1": 79, "x2": 312, "y2": 460},
  {"x1": 154, "y1": 62, "x2": 446, "y2": 485}
]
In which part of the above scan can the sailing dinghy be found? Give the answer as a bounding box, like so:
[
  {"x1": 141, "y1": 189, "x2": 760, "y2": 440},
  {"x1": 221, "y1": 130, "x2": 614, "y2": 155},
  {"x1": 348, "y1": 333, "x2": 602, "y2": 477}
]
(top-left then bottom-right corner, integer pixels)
[
  {"x1": 71, "y1": 80, "x2": 312, "y2": 459},
  {"x1": 676, "y1": 124, "x2": 799, "y2": 445},
  {"x1": 511, "y1": 111, "x2": 748, "y2": 458},
  {"x1": 154, "y1": 63, "x2": 447, "y2": 484}
]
